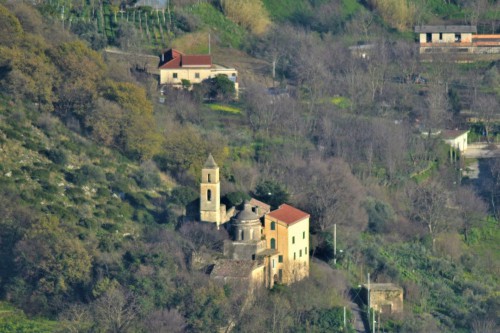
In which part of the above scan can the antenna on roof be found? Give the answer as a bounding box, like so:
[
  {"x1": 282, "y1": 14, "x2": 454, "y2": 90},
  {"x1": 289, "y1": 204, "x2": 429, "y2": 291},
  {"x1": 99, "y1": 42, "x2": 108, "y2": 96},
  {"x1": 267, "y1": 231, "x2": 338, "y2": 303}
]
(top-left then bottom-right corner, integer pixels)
[{"x1": 208, "y1": 33, "x2": 211, "y2": 55}]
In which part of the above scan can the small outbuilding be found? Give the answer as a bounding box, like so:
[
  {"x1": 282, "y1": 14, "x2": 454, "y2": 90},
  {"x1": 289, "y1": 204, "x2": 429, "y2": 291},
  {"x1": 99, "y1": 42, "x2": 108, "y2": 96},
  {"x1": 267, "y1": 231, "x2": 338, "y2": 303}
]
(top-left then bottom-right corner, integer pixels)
[
  {"x1": 362, "y1": 283, "x2": 403, "y2": 314},
  {"x1": 442, "y1": 129, "x2": 468, "y2": 152}
]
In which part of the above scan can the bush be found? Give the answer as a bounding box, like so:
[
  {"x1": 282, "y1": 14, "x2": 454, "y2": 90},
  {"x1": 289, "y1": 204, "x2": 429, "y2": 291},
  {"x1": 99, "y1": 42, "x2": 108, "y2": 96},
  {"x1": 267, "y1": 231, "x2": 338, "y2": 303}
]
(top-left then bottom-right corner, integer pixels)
[
  {"x1": 67, "y1": 164, "x2": 106, "y2": 185},
  {"x1": 42, "y1": 148, "x2": 68, "y2": 165},
  {"x1": 364, "y1": 197, "x2": 394, "y2": 234},
  {"x1": 134, "y1": 161, "x2": 162, "y2": 189}
]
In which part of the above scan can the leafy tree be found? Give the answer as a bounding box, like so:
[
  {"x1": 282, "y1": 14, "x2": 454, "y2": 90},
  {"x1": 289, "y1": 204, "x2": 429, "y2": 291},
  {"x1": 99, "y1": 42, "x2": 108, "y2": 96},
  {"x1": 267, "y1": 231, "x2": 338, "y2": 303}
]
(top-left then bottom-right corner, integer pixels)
[
  {"x1": 98, "y1": 82, "x2": 162, "y2": 160},
  {"x1": 50, "y1": 40, "x2": 106, "y2": 118},
  {"x1": 297, "y1": 307, "x2": 352, "y2": 333},
  {"x1": 364, "y1": 197, "x2": 395, "y2": 234},
  {"x1": 223, "y1": 191, "x2": 251, "y2": 207},
  {"x1": 14, "y1": 215, "x2": 92, "y2": 298},
  {"x1": 170, "y1": 186, "x2": 198, "y2": 207},
  {"x1": 0, "y1": 4, "x2": 23, "y2": 46},
  {"x1": 254, "y1": 180, "x2": 289, "y2": 209},
  {"x1": 0, "y1": 35, "x2": 58, "y2": 112},
  {"x1": 204, "y1": 75, "x2": 236, "y2": 102},
  {"x1": 70, "y1": 21, "x2": 107, "y2": 50}
]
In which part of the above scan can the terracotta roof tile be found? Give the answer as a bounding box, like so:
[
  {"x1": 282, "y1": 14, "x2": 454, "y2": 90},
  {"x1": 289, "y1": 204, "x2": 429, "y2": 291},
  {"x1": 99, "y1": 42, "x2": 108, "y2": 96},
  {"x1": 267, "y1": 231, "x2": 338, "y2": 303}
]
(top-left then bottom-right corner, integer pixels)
[
  {"x1": 182, "y1": 55, "x2": 212, "y2": 67},
  {"x1": 267, "y1": 204, "x2": 309, "y2": 225},
  {"x1": 158, "y1": 48, "x2": 211, "y2": 69}
]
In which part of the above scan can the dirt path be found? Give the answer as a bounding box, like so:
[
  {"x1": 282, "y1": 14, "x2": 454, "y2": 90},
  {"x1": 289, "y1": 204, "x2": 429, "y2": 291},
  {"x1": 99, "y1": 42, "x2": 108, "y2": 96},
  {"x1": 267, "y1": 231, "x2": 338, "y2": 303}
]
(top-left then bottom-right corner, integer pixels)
[{"x1": 463, "y1": 143, "x2": 500, "y2": 158}]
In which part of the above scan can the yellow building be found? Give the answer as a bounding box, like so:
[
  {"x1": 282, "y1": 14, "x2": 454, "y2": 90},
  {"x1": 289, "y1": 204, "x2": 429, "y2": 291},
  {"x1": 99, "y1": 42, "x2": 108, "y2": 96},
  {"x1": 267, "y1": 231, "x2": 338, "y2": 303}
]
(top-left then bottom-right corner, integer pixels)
[
  {"x1": 158, "y1": 49, "x2": 238, "y2": 93},
  {"x1": 264, "y1": 204, "x2": 310, "y2": 284}
]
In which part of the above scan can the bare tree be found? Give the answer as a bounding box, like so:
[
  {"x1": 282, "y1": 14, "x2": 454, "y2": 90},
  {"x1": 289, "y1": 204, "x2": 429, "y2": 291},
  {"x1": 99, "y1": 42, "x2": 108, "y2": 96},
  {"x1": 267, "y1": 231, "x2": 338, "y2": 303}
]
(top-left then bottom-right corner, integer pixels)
[
  {"x1": 474, "y1": 93, "x2": 499, "y2": 143},
  {"x1": 141, "y1": 308, "x2": 187, "y2": 333},
  {"x1": 92, "y1": 287, "x2": 140, "y2": 333},
  {"x1": 455, "y1": 186, "x2": 488, "y2": 243},
  {"x1": 407, "y1": 181, "x2": 452, "y2": 251}
]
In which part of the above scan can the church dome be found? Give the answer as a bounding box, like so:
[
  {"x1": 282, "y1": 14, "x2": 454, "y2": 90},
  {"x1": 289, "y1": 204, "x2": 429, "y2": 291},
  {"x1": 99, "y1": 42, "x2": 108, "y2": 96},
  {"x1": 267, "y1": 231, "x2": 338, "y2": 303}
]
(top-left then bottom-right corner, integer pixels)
[{"x1": 234, "y1": 203, "x2": 259, "y2": 223}]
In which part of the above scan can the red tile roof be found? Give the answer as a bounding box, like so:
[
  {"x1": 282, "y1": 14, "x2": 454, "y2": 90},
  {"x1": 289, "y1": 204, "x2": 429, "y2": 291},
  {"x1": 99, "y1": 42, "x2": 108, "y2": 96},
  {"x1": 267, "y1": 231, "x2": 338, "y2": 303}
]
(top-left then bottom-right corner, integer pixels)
[
  {"x1": 159, "y1": 48, "x2": 211, "y2": 69},
  {"x1": 267, "y1": 204, "x2": 309, "y2": 225},
  {"x1": 182, "y1": 55, "x2": 212, "y2": 67}
]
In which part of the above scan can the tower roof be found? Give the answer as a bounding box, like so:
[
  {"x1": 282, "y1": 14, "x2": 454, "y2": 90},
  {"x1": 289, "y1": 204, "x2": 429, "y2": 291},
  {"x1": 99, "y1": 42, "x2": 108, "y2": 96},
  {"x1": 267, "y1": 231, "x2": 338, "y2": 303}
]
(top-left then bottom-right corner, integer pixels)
[{"x1": 204, "y1": 153, "x2": 218, "y2": 168}]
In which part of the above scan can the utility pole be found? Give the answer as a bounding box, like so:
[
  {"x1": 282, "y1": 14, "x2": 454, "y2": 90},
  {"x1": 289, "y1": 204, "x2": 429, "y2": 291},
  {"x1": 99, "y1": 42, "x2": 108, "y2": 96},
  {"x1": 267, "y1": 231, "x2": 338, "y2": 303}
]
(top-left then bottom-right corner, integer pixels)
[
  {"x1": 334, "y1": 223, "x2": 337, "y2": 265},
  {"x1": 372, "y1": 310, "x2": 376, "y2": 333},
  {"x1": 343, "y1": 306, "x2": 346, "y2": 329},
  {"x1": 367, "y1": 273, "x2": 370, "y2": 309}
]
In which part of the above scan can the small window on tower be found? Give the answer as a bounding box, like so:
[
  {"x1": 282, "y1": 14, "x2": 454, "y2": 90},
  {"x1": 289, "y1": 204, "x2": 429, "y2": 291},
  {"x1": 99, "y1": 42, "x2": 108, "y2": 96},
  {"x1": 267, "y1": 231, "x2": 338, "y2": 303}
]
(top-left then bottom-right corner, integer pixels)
[
  {"x1": 292, "y1": 236, "x2": 295, "y2": 244},
  {"x1": 208, "y1": 174, "x2": 211, "y2": 183},
  {"x1": 207, "y1": 189, "x2": 212, "y2": 201},
  {"x1": 303, "y1": 231, "x2": 305, "y2": 239}
]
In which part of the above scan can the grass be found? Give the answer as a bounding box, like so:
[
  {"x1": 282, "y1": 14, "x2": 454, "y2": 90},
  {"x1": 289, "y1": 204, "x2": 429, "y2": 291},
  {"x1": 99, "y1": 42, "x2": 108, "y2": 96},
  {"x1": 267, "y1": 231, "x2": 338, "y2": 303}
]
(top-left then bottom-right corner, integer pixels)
[
  {"x1": 187, "y1": 3, "x2": 247, "y2": 49},
  {"x1": 0, "y1": 302, "x2": 57, "y2": 333},
  {"x1": 208, "y1": 104, "x2": 242, "y2": 114}
]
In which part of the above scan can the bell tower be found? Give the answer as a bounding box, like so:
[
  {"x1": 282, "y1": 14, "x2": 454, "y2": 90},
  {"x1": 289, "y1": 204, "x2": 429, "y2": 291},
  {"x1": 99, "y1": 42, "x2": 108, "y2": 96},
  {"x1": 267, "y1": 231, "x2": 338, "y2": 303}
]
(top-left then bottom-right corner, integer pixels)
[{"x1": 200, "y1": 153, "x2": 221, "y2": 225}]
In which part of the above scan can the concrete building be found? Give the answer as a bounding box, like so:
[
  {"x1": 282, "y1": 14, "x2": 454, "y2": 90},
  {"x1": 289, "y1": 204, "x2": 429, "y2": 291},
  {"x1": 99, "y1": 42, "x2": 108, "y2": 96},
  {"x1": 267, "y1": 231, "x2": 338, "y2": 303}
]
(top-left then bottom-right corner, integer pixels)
[
  {"x1": 415, "y1": 25, "x2": 500, "y2": 59},
  {"x1": 442, "y1": 130, "x2": 469, "y2": 152},
  {"x1": 158, "y1": 48, "x2": 238, "y2": 94},
  {"x1": 362, "y1": 283, "x2": 404, "y2": 314},
  {"x1": 264, "y1": 204, "x2": 310, "y2": 284}
]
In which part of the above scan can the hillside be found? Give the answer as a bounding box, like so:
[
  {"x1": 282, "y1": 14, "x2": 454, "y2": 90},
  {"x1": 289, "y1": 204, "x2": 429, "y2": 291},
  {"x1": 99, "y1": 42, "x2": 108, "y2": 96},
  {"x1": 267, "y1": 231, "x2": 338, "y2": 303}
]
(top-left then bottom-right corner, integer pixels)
[{"x1": 0, "y1": 1, "x2": 499, "y2": 332}]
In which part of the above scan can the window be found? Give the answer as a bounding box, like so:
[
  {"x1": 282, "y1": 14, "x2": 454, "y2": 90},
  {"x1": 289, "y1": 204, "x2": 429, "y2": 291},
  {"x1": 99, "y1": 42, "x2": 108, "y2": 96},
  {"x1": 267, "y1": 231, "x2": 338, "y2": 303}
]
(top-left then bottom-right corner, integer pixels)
[
  {"x1": 439, "y1": 33, "x2": 443, "y2": 41},
  {"x1": 305, "y1": 247, "x2": 307, "y2": 255},
  {"x1": 207, "y1": 189, "x2": 211, "y2": 201},
  {"x1": 294, "y1": 252, "x2": 296, "y2": 260},
  {"x1": 300, "y1": 250, "x2": 302, "y2": 257},
  {"x1": 303, "y1": 231, "x2": 305, "y2": 239},
  {"x1": 292, "y1": 236, "x2": 295, "y2": 244},
  {"x1": 455, "y1": 33, "x2": 461, "y2": 42},
  {"x1": 195, "y1": 72, "x2": 200, "y2": 79},
  {"x1": 278, "y1": 255, "x2": 283, "y2": 263},
  {"x1": 272, "y1": 259, "x2": 275, "y2": 268},
  {"x1": 270, "y1": 221, "x2": 276, "y2": 230},
  {"x1": 207, "y1": 174, "x2": 211, "y2": 183},
  {"x1": 270, "y1": 238, "x2": 276, "y2": 249},
  {"x1": 173, "y1": 73, "x2": 178, "y2": 79}
]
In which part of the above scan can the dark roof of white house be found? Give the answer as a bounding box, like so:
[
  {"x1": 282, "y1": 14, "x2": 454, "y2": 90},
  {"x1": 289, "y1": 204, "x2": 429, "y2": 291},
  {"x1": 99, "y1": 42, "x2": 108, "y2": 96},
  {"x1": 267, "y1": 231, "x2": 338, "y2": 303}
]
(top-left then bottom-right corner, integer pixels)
[{"x1": 415, "y1": 25, "x2": 477, "y2": 33}]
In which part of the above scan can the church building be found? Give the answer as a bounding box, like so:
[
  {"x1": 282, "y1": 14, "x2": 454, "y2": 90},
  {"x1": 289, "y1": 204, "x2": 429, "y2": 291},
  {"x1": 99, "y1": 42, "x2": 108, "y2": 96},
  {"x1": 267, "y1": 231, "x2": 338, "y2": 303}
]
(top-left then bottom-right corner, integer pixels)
[{"x1": 200, "y1": 154, "x2": 310, "y2": 288}]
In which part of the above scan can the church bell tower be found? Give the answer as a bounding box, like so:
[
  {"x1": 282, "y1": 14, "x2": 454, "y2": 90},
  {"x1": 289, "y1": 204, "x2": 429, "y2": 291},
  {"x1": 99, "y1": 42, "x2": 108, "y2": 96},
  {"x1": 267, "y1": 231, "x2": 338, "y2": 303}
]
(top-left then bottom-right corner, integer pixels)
[{"x1": 200, "y1": 153, "x2": 221, "y2": 225}]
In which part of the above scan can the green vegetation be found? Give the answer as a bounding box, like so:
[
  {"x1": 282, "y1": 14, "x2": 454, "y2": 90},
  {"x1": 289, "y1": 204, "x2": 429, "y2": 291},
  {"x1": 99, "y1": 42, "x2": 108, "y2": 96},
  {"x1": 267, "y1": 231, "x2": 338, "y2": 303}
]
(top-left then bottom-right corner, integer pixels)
[{"x1": 0, "y1": 0, "x2": 499, "y2": 332}]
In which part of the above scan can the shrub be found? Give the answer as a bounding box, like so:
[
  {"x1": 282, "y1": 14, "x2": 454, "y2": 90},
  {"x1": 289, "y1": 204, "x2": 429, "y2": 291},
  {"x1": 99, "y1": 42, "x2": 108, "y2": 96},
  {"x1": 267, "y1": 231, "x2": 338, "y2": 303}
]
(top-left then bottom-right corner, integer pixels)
[
  {"x1": 364, "y1": 197, "x2": 394, "y2": 234},
  {"x1": 221, "y1": 0, "x2": 271, "y2": 35},
  {"x1": 134, "y1": 161, "x2": 162, "y2": 189},
  {"x1": 42, "y1": 148, "x2": 68, "y2": 165}
]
